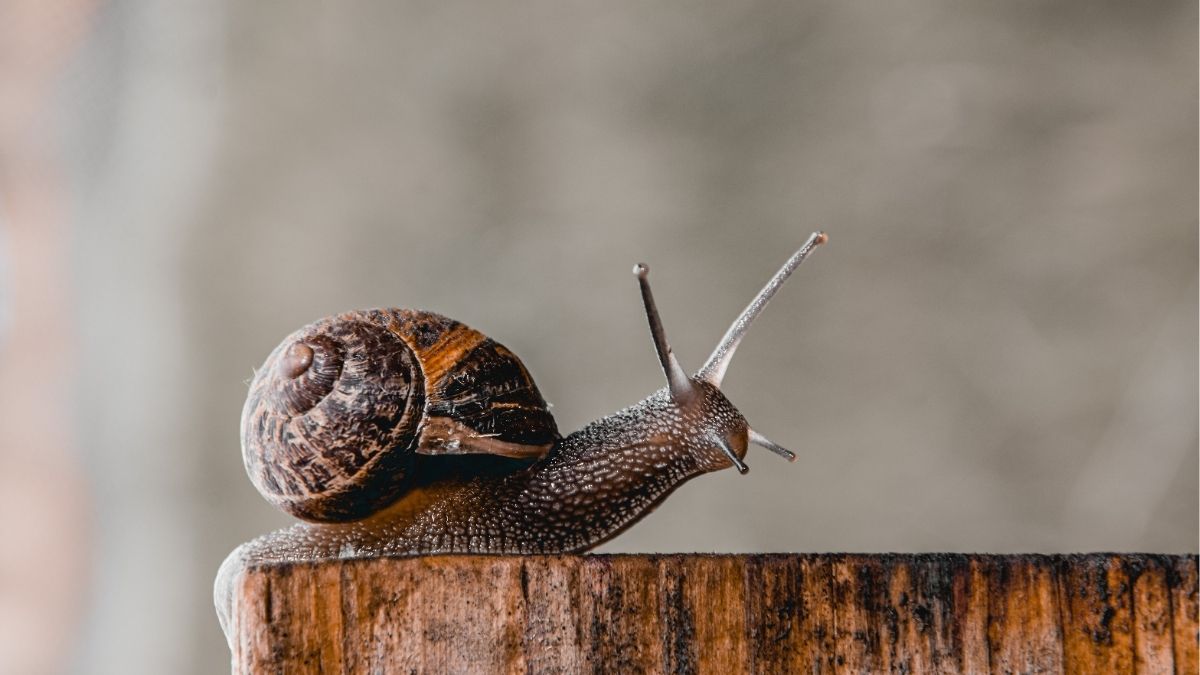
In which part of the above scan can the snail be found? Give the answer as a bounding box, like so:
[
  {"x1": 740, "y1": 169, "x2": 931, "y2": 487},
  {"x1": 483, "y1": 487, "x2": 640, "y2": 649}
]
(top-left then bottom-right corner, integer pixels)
[{"x1": 216, "y1": 232, "x2": 826, "y2": 638}]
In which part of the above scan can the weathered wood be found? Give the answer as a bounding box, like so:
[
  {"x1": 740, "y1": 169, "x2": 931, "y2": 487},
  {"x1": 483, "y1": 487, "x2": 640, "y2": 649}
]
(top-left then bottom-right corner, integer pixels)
[{"x1": 225, "y1": 553, "x2": 1198, "y2": 674}]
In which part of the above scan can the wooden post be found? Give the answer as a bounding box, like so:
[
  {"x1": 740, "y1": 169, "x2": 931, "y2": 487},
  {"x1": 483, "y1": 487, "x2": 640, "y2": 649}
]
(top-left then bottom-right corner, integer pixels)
[{"x1": 225, "y1": 553, "x2": 1197, "y2": 674}]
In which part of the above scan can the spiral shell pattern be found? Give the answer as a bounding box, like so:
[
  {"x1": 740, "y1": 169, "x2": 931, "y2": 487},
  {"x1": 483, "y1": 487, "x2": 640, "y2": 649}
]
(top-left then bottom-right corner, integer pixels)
[{"x1": 241, "y1": 315, "x2": 425, "y2": 522}]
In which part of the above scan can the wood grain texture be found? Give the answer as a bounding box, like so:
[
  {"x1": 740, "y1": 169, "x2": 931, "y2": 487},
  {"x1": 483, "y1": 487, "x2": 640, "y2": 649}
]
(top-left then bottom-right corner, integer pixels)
[{"x1": 226, "y1": 553, "x2": 1198, "y2": 674}]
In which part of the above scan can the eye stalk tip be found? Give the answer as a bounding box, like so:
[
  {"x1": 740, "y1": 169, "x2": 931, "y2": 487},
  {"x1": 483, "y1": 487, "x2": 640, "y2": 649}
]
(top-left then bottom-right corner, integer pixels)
[
  {"x1": 814, "y1": 231, "x2": 828, "y2": 245},
  {"x1": 633, "y1": 263, "x2": 649, "y2": 279},
  {"x1": 715, "y1": 436, "x2": 750, "y2": 474},
  {"x1": 749, "y1": 429, "x2": 796, "y2": 462}
]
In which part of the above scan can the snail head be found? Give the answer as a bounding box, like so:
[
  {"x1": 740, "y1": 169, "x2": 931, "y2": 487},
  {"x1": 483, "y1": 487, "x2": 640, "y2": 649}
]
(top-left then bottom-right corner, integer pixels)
[{"x1": 632, "y1": 231, "x2": 827, "y2": 474}]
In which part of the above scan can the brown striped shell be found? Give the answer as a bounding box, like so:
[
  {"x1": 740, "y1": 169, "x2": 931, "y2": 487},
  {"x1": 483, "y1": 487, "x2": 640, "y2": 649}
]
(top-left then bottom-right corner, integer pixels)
[{"x1": 241, "y1": 309, "x2": 560, "y2": 522}]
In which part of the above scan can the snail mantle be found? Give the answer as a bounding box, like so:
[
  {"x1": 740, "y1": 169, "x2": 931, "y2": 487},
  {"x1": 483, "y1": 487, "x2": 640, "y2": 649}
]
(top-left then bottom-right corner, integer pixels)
[{"x1": 221, "y1": 552, "x2": 1197, "y2": 674}]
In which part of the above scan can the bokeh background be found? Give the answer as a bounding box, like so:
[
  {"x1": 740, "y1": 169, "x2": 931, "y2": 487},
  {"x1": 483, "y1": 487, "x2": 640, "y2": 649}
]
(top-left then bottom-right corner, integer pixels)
[{"x1": 0, "y1": 1, "x2": 1195, "y2": 672}]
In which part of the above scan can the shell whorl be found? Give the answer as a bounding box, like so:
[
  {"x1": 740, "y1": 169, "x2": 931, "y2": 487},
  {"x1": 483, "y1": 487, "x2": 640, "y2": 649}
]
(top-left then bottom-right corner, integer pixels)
[{"x1": 241, "y1": 314, "x2": 425, "y2": 522}]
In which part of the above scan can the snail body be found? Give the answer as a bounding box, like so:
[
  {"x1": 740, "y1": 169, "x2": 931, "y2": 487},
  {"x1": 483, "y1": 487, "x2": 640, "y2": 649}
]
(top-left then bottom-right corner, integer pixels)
[
  {"x1": 217, "y1": 233, "x2": 827, "y2": 638},
  {"x1": 231, "y1": 381, "x2": 746, "y2": 562}
]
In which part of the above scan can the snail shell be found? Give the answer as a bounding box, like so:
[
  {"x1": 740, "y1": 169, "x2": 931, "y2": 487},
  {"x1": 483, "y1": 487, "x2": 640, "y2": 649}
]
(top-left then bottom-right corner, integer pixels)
[{"x1": 241, "y1": 308, "x2": 559, "y2": 522}]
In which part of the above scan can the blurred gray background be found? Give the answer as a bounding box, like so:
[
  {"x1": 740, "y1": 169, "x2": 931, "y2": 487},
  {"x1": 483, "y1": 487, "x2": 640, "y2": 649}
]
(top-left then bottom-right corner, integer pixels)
[{"x1": 0, "y1": 0, "x2": 1194, "y2": 672}]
